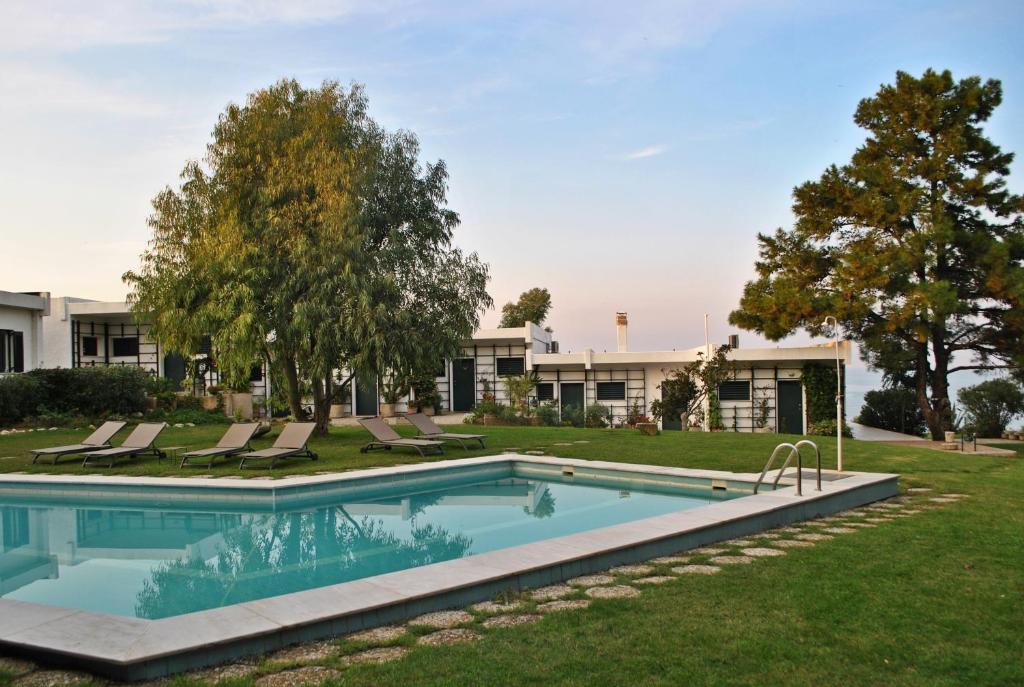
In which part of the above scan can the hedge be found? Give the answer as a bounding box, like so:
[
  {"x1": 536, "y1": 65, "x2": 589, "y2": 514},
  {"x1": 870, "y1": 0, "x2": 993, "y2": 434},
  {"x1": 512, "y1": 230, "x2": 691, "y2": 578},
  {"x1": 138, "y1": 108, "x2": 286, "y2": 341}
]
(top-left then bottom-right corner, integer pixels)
[{"x1": 0, "y1": 367, "x2": 149, "y2": 425}]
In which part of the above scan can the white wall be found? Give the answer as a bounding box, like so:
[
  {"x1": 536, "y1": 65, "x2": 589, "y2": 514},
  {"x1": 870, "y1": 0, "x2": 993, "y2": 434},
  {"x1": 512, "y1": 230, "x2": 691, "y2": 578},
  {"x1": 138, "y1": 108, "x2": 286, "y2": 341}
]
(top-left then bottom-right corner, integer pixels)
[{"x1": 0, "y1": 303, "x2": 44, "y2": 372}]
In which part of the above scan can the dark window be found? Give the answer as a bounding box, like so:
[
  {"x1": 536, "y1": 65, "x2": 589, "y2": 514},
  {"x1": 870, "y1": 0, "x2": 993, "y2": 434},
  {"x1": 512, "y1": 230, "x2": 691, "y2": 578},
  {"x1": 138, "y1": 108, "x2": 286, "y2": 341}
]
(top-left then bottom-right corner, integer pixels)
[
  {"x1": 82, "y1": 336, "x2": 98, "y2": 357},
  {"x1": 496, "y1": 357, "x2": 525, "y2": 376},
  {"x1": 595, "y1": 382, "x2": 626, "y2": 400},
  {"x1": 0, "y1": 331, "x2": 6, "y2": 372},
  {"x1": 249, "y1": 364, "x2": 263, "y2": 382},
  {"x1": 111, "y1": 336, "x2": 139, "y2": 357},
  {"x1": 11, "y1": 332, "x2": 24, "y2": 372},
  {"x1": 536, "y1": 383, "x2": 554, "y2": 401},
  {"x1": 718, "y1": 381, "x2": 751, "y2": 401}
]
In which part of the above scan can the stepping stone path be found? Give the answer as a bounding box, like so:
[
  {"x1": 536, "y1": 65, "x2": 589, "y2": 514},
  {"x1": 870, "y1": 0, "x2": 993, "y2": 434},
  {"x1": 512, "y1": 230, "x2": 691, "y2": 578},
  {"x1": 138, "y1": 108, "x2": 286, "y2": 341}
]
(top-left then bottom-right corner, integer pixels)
[
  {"x1": 482, "y1": 614, "x2": 543, "y2": 629},
  {"x1": 471, "y1": 600, "x2": 523, "y2": 614},
  {"x1": 346, "y1": 625, "x2": 407, "y2": 644},
  {"x1": 573, "y1": 440, "x2": 590, "y2": 444},
  {"x1": 772, "y1": 539, "x2": 815, "y2": 548},
  {"x1": 537, "y1": 599, "x2": 591, "y2": 613},
  {"x1": 568, "y1": 574, "x2": 614, "y2": 586},
  {"x1": 929, "y1": 497, "x2": 959, "y2": 503},
  {"x1": 255, "y1": 666, "x2": 340, "y2": 687},
  {"x1": 821, "y1": 527, "x2": 857, "y2": 534},
  {"x1": 609, "y1": 564, "x2": 654, "y2": 576},
  {"x1": 585, "y1": 585, "x2": 641, "y2": 599},
  {"x1": 634, "y1": 576, "x2": 675, "y2": 585},
  {"x1": 907, "y1": 487, "x2": 931, "y2": 493},
  {"x1": 649, "y1": 555, "x2": 690, "y2": 564},
  {"x1": 673, "y1": 565, "x2": 721, "y2": 575},
  {"x1": 553, "y1": 442, "x2": 574, "y2": 446},
  {"x1": 191, "y1": 663, "x2": 259, "y2": 684},
  {"x1": 903, "y1": 509, "x2": 922, "y2": 514},
  {"x1": 863, "y1": 517, "x2": 889, "y2": 524},
  {"x1": 795, "y1": 533, "x2": 833, "y2": 541},
  {"x1": 844, "y1": 522, "x2": 877, "y2": 528},
  {"x1": 759, "y1": 532, "x2": 782, "y2": 539},
  {"x1": 529, "y1": 584, "x2": 574, "y2": 600},
  {"x1": 13, "y1": 671, "x2": 92, "y2": 687},
  {"x1": 340, "y1": 647, "x2": 408, "y2": 665},
  {"x1": 409, "y1": 610, "x2": 474, "y2": 628},
  {"x1": 710, "y1": 556, "x2": 753, "y2": 565},
  {"x1": 775, "y1": 527, "x2": 803, "y2": 534},
  {"x1": 417, "y1": 629, "x2": 482, "y2": 646},
  {"x1": 267, "y1": 641, "x2": 338, "y2": 664},
  {"x1": 691, "y1": 547, "x2": 726, "y2": 555},
  {"x1": 726, "y1": 539, "x2": 755, "y2": 547},
  {"x1": 742, "y1": 548, "x2": 786, "y2": 558}
]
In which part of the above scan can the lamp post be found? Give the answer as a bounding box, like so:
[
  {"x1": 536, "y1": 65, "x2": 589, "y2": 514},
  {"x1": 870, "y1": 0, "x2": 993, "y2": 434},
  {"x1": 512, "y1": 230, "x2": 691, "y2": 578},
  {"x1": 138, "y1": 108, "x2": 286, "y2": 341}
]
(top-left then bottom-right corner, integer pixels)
[{"x1": 822, "y1": 316, "x2": 843, "y2": 472}]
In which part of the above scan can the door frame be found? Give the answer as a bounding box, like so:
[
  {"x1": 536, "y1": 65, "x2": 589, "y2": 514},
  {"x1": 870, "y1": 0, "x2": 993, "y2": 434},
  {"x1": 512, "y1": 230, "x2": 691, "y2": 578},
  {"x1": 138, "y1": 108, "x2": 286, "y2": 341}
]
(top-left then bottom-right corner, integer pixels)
[
  {"x1": 452, "y1": 357, "x2": 476, "y2": 412},
  {"x1": 775, "y1": 379, "x2": 804, "y2": 435}
]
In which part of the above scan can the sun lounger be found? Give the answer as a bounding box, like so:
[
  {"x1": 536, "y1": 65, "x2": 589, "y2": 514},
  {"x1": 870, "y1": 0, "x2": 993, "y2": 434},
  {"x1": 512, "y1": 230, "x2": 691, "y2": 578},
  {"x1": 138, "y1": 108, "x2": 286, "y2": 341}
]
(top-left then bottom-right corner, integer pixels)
[
  {"x1": 81, "y1": 423, "x2": 167, "y2": 468},
  {"x1": 179, "y1": 423, "x2": 260, "y2": 468},
  {"x1": 237, "y1": 422, "x2": 318, "y2": 469},
  {"x1": 358, "y1": 417, "x2": 445, "y2": 457},
  {"x1": 403, "y1": 412, "x2": 486, "y2": 449},
  {"x1": 30, "y1": 421, "x2": 127, "y2": 464}
]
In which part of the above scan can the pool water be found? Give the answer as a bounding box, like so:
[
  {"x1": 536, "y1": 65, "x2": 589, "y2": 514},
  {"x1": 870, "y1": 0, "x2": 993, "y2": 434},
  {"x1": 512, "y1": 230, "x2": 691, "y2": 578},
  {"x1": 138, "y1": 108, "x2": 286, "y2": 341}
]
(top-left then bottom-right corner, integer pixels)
[{"x1": 0, "y1": 475, "x2": 724, "y2": 619}]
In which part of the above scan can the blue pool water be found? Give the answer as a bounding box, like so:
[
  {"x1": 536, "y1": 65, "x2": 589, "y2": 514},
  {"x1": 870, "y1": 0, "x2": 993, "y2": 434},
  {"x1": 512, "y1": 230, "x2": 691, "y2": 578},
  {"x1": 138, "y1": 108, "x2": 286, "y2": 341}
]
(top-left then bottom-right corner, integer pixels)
[{"x1": 0, "y1": 474, "x2": 725, "y2": 619}]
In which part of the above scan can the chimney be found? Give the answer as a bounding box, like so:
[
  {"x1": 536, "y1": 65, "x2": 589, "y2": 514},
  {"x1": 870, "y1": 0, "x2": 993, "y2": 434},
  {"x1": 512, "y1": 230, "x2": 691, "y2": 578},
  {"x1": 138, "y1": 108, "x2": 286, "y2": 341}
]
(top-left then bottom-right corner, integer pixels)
[
  {"x1": 615, "y1": 312, "x2": 628, "y2": 352},
  {"x1": 727, "y1": 334, "x2": 739, "y2": 349}
]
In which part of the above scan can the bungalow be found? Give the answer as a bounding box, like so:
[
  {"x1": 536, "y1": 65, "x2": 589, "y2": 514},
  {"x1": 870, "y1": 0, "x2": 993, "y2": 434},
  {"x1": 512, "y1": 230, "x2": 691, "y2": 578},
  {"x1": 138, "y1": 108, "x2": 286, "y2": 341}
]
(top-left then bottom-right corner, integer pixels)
[{"x1": 0, "y1": 291, "x2": 49, "y2": 374}]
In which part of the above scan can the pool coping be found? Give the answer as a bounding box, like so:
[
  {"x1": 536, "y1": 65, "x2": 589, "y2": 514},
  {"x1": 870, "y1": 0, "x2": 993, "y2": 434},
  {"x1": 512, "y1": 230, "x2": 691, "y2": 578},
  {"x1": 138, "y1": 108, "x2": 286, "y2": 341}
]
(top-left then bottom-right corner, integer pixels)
[{"x1": 0, "y1": 455, "x2": 898, "y2": 678}]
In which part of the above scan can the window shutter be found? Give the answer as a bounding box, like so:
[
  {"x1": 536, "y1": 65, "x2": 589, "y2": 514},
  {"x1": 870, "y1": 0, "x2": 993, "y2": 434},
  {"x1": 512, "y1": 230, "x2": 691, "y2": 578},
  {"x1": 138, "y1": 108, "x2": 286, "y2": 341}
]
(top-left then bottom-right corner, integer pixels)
[
  {"x1": 595, "y1": 382, "x2": 626, "y2": 400},
  {"x1": 717, "y1": 381, "x2": 751, "y2": 401},
  {"x1": 12, "y1": 332, "x2": 24, "y2": 372}
]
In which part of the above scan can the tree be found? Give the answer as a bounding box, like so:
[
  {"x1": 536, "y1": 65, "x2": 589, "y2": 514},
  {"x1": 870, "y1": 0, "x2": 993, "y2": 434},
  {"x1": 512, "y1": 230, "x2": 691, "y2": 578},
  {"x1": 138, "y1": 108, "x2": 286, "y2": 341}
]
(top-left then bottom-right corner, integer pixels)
[
  {"x1": 729, "y1": 69, "x2": 1024, "y2": 440},
  {"x1": 124, "y1": 80, "x2": 492, "y2": 433},
  {"x1": 650, "y1": 347, "x2": 733, "y2": 430},
  {"x1": 499, "y1": 287, "x2": 552, "y2": 328},
  {"x1": 958, "y1": 378, "x2": 1024, "y2": 437},
  {"x1": 856, "y1": 387, "x2": 928, "y2": 436}
]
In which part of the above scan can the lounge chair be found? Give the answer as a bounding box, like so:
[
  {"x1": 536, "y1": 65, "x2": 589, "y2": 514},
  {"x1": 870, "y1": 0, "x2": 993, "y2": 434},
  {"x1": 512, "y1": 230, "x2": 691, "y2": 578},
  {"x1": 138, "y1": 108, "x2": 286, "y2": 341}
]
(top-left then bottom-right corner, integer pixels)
[
  {"x1": 179, "y1": 423, "x2": 260, "y2": 469},
  {"x1": 358, "y1": 417, "x2": 445, "y2": 457},
  {"x1": 30, "y1": 421, "x2": 126, "y2": 464},
  {"x1": 81, "y1": 423, "x2": 167, "y2": 468},
  {"x1": 237, "y1": 422, "x2": 318, "y2": 469},
  {"x1": 403, "y1": 412, "x2": 486, "y2": 449}
]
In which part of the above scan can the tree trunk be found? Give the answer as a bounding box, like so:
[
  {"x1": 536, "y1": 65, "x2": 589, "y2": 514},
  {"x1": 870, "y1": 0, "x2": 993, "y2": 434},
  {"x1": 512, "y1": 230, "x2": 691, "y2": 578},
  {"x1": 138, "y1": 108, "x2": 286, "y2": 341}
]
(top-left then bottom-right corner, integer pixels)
[
  {"x1": 310, "y1": 374, "x2": 331, "y2": 436},
  {"x1": 282, "y1": 354, "x2": 307, "y2": 420},
  {"x1": 914, "y1": 339, "x2": 954, "y2": 440}
]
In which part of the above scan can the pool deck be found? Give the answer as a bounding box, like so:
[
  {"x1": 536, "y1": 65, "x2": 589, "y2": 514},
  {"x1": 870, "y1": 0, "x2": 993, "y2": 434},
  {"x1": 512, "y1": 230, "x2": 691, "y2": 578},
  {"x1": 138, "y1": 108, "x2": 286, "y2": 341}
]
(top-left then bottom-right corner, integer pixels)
[{"x1": 0, "y1": 455, "x2": 898, "y2": 679}]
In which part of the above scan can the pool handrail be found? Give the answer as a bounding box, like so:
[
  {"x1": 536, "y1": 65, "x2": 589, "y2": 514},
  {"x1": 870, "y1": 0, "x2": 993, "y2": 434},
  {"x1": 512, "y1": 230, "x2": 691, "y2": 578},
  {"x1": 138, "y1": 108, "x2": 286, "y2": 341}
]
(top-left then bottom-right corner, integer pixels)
[{"x1": 754, "y1": 439, "x2": 822, "y2": 496}]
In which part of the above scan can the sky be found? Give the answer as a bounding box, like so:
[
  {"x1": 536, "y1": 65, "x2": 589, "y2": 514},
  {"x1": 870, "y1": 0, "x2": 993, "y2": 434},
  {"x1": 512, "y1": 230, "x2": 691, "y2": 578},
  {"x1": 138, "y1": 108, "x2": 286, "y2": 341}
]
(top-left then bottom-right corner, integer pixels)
[{"x1": 1, "y1": 0, "x2": 1022, "y2": 411}]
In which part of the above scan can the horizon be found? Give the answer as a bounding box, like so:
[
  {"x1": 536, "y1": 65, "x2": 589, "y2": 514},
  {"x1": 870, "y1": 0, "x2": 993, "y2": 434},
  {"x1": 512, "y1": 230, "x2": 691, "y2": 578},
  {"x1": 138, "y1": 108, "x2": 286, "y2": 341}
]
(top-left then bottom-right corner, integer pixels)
[{"x1": 2, "y1": 0, "x2": 1022, "y2": 411}]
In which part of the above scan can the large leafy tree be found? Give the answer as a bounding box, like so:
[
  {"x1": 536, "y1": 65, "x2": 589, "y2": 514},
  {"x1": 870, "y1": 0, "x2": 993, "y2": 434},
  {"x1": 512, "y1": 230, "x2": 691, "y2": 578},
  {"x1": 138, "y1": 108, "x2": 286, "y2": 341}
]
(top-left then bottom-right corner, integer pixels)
[
  {"x1": 125, "y1": 80, "x2": 491, "y2": 433},
  {"x1": 499, "y1": 287, "x2": 552, "y2": 328},
  {"x1": 729, "y1": 69, "x2": 1024, "y2": 439}
]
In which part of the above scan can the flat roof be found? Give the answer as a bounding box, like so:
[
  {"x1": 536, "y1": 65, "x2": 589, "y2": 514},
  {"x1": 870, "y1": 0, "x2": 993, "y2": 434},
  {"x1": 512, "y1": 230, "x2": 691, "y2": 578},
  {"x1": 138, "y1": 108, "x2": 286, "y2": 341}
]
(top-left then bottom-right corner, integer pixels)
[{"x1": 0, "y1": 291, "x2": 47, "y2": 312}]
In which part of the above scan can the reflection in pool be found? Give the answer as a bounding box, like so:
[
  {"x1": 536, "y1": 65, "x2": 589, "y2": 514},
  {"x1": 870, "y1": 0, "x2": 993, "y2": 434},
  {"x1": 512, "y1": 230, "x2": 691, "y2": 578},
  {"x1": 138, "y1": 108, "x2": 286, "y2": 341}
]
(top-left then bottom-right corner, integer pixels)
[{"x1": 0, "y1": 476, "x2": 715, "y2": 618}]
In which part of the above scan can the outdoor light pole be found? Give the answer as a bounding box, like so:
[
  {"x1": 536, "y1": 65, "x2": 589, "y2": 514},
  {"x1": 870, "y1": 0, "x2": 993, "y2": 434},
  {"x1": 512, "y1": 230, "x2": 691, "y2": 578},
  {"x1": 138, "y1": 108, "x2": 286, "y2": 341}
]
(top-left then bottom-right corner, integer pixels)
[{"x1": 822, "y1": 316, "x2": 843, "y2": 472}]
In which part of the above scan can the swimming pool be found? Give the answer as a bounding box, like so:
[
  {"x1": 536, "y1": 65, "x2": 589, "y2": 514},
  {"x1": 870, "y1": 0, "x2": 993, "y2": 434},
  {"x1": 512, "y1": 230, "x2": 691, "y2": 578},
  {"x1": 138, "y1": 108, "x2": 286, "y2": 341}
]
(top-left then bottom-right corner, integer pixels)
[
  {"x1": 0, "y1": 470, "x2": 735, "y2": 619},
  {"x1": 0, "y1": 455, "x2": 898, "y2": 679}
]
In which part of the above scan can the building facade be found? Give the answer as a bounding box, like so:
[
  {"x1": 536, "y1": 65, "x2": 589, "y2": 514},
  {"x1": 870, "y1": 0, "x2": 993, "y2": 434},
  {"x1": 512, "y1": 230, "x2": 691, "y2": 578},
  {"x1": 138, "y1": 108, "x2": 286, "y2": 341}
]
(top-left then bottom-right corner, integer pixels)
[{"x1": 0, "y1": 291, "x2": 49, "y2": 375}]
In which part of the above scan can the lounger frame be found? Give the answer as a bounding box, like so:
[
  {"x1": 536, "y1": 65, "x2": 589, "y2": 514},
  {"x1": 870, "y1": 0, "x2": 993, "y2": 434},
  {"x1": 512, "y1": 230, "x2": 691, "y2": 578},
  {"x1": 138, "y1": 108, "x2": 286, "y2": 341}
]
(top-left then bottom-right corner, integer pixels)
[
  {"x1": 179, "y1": 423, "x2": 260, "y2": 469},
  {"x1": 30, "y1": 421, "x2": 127, "y2": 465},
  {"x1": 237, "y1": 423, "x2": 318, "y2": 470},
  {"x1": 358, "y1": 417, "x2": 445, "y2": 457},
  {"x1": 403, "y1": 413, "x2": 486, "y2": 449}
]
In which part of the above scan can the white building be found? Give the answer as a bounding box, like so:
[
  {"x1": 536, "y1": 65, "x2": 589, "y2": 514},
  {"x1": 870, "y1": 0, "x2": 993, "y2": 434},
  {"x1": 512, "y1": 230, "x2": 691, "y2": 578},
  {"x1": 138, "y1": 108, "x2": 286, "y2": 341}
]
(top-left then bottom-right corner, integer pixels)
[{"x1": 0, "y1": 291, "x2": 49, "y2": 374}]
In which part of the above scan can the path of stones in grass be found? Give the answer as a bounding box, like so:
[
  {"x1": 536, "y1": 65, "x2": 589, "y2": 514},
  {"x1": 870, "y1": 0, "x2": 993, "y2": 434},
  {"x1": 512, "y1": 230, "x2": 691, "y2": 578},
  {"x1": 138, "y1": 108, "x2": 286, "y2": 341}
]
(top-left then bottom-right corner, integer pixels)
[{"x1": 3, "y1": 491, "x2": 960, "y2": 687}]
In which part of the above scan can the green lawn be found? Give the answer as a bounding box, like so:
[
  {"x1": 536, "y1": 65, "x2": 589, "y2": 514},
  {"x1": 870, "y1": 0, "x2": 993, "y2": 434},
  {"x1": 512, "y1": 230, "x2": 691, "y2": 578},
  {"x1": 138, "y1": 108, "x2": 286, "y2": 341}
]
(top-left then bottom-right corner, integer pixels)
[{"x1": 0, "y1": 424, "x2": 1021, "y2": 686}]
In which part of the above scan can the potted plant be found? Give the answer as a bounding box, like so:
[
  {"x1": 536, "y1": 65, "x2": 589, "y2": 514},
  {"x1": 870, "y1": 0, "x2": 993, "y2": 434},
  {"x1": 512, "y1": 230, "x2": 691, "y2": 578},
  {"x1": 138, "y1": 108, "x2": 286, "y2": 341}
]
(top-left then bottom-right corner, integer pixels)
[
  {"x1": 223, "y1": 380, "x2": 254, "y2": 420},
  {"x1": 409, "y1": 375, "x2": 442, "y2": 416},
  {"x1": 201, "y1": 384, "x2": 222, "y2": 411},
  {"x1": 633, "y1": 415, "x2": 658, "y2": 436},
  {"x1": 379, "y1": 375, "x2": 408, "y2": 418}
]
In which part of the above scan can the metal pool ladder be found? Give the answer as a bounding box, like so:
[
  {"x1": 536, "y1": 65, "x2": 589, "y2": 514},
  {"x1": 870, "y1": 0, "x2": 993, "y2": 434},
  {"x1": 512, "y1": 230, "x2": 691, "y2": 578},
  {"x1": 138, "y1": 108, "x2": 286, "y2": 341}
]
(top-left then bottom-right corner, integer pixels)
[{"x1": 753, "y1": 440, "x2": 822, "y2": 496}]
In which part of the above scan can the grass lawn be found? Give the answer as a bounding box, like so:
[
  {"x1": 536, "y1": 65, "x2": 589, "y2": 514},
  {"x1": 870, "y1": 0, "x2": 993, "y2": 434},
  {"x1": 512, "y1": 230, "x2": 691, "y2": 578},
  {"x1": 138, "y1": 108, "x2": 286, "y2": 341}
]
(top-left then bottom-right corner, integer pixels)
[{"x1": 0, "y1": 424, "x2": 1021, "y2": 686}]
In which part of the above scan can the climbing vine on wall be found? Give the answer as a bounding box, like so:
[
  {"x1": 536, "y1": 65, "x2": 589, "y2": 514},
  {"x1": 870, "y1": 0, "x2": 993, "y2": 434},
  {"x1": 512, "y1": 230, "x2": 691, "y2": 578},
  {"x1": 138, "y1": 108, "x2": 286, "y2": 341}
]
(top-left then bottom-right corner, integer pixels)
[{"x1": 802, "y1": 363, "x2": 846, "y2": 424}]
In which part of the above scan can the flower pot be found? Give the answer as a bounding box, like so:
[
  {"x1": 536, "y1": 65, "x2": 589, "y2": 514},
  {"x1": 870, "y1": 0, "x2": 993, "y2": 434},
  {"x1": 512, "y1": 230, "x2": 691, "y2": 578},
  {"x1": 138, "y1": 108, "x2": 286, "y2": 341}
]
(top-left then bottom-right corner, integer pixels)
[
  {"x1": 145, "y1": 396, "x2": 158, "y2": 411},
  {"x1": 422, "y1": 405, "x2": 436, "y2": 417},
  {"x1": 329, "y1": 404, "x2": 347, "y2": 419},
  {"x1": 636, "y1": 422, "x2": 658, "y2": 436},
  {"x1": 380, "y1": 403, "x2": 396, "y2": 418},
  {"x1": 483, "y1": 413, "x2": 498, "y2": 426},
  {"x1": 754, "y1": 426, "x2": 773, "y2": 434},
  {"x1": 200, "y1": 396, "x2": 219, "y2": 411},
  {"x1": 224, "y1": 392, "x2": 253, "y2": 420}
]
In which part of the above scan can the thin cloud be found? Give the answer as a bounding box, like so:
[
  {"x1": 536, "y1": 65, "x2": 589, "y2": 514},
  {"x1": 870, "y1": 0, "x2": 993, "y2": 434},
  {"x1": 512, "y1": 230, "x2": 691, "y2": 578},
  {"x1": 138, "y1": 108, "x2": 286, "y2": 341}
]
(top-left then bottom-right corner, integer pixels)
[{"x1": 625, "y1": 144, "x2": 669, "y2": 160}]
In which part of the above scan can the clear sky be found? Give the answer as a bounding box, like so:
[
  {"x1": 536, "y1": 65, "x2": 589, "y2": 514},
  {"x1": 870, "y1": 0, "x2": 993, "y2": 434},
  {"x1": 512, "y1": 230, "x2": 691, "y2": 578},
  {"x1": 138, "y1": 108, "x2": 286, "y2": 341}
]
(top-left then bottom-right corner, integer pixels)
[{"x1": 2, "y1": 0, "x2": 1021, "y2": 408}]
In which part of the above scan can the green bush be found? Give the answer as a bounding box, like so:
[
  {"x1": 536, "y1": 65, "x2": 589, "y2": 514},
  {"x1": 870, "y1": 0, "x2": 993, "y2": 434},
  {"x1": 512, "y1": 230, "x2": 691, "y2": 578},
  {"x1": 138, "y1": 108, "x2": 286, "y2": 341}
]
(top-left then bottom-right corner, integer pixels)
[
  {"x1": 585, "y1": 403, "x2": 610, "y2": 428},
  {"x1": 0, "y1": 374, "x2": 44, "y2": 424},
  {"x1": 856, "y1": 388, "x2": 927, "y2": 435},
  {"x1": 803, "y1": 364, "x2": 845, "y2": 425},
  {"x1": 535, "y1": 402, "x2": 560, "y2": 427},
  {"x1": 0, "y1": 367, "x2": 149, "y2": 426},
  {"x1": 561, "y1": 404, "x2": 584, "y2": 428},
  {"x1": 146, "y1": 408, "x2": 232, "y2": 425},
  {"x1": 807, "y1": 419, "x2": 853, "y2": 438},
  {"x1": 958, "y1": 378, "x2": 1024, "y2": 438}
]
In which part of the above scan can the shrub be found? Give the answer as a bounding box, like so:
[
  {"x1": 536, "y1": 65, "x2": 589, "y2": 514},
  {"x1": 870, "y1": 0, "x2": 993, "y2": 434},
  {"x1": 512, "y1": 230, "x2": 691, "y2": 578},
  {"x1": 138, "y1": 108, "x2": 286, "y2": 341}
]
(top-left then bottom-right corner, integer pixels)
[
  {"x1": 856, "y1": 387, "x2": 927, "y2": 435},
  {"x1": 146, "y1": 408, "x2": 232, "y2": 425},
  {"x1": 958, "y1": 378, "x2": 1024, "y2": 438},
  {"x1": 803, "y1": 363, "x2": 844, "y2": 425},
  {"x1": 0, "y1": 367, "x2": 149, "y2": 425},
  {"x1": 585, "y1": 403, "x2": 609, "y2": 428},
  {"x1": 0, "y1": 373, "x2": 44, "y2": 424},
  {"x1": 535, "y1": 402, "x2": 560, "y2": 427},
  {"x1": 807, "y1": 419, "x2": 853, "y2": 438},
  {"x1": 561, "y1": 404, "x2": 584, "y2": 428}
]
